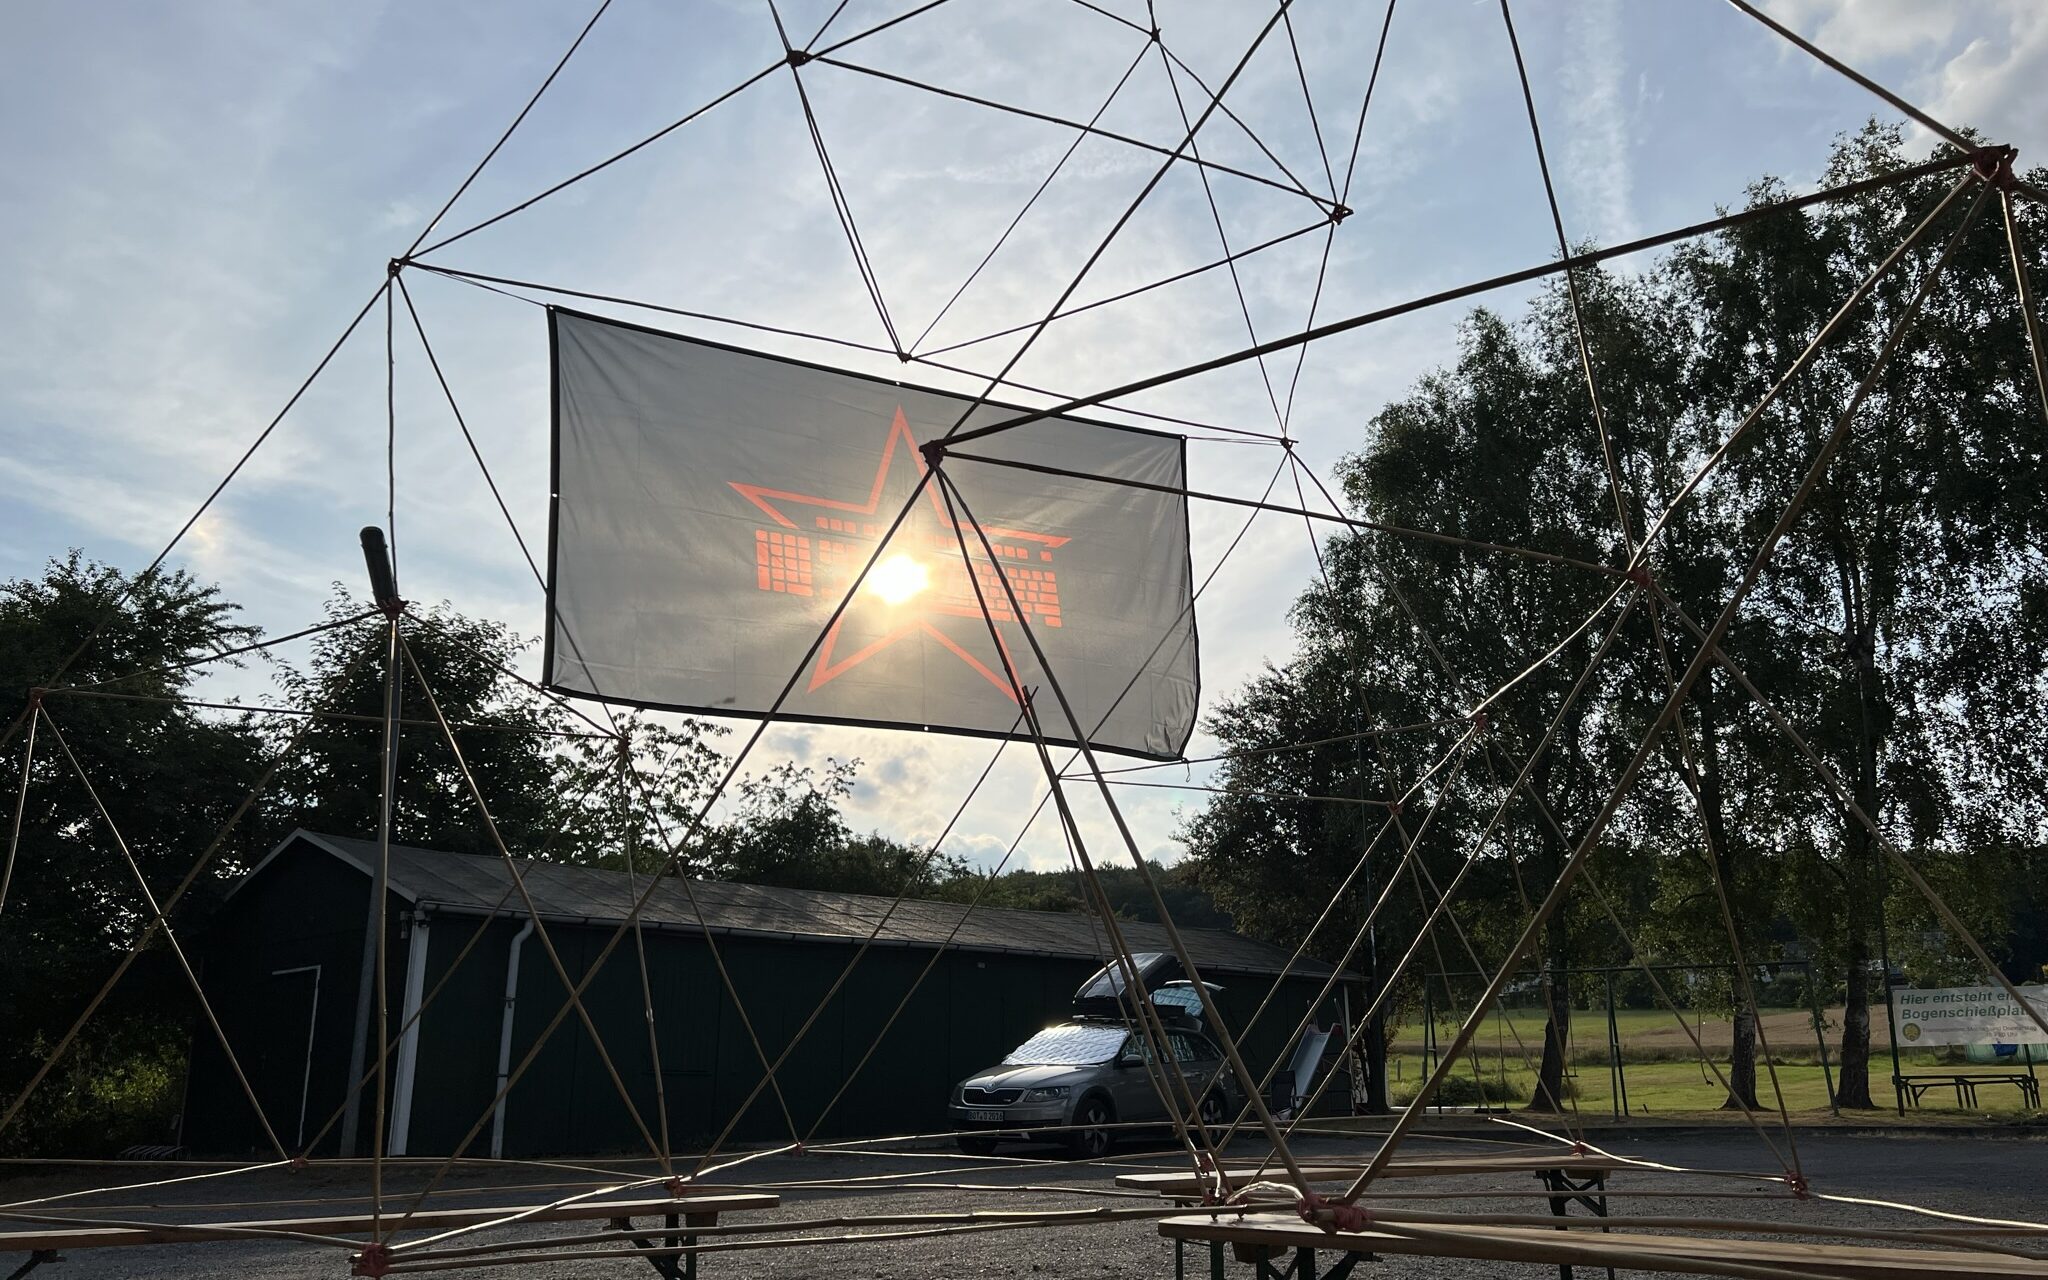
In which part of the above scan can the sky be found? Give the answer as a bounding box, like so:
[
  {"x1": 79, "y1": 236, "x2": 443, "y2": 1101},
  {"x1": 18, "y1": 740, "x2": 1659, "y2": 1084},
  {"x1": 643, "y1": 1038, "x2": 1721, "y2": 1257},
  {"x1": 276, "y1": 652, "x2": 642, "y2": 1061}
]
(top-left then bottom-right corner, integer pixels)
[{"x1": 3, "y1": 0, "x2": 2043, "y2": 877}]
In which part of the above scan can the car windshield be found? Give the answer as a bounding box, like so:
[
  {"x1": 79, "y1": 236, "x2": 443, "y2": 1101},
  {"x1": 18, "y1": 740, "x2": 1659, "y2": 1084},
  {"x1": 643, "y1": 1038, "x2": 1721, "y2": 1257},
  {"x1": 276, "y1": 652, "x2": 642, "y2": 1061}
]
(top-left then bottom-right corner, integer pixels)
[{"x1": 1001, "y1": 1024, "x2": 1127, "y2": 1066}]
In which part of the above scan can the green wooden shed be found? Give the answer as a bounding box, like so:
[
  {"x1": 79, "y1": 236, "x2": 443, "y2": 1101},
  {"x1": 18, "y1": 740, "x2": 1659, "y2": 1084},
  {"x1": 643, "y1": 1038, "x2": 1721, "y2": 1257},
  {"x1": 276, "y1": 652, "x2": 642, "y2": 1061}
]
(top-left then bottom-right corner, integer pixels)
[{"x1": 183, "y1": 830, "x2": 1361, "y2": 1158}]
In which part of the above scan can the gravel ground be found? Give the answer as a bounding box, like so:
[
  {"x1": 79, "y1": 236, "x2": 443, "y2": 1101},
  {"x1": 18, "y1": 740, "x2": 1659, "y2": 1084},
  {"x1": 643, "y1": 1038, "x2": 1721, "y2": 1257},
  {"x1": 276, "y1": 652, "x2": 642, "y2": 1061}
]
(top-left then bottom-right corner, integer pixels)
[{"x1": 3, "y1": 1129, "x2": 2044, "y2": 1279}]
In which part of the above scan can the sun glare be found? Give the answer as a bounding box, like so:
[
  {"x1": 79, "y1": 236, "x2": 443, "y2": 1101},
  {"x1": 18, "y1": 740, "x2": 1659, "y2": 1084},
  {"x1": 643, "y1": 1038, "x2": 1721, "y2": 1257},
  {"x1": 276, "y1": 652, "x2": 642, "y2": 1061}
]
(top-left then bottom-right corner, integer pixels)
[{"x1": 867, "y1": 552, "x2": 930, "y2": 606}]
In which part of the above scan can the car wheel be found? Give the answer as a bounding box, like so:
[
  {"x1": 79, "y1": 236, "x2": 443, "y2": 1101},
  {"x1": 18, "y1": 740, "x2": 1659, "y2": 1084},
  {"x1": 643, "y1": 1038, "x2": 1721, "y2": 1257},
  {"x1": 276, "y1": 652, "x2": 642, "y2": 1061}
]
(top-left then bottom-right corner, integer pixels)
[
  {"x1": 1067, "y1": 1095, "x2": 1114, "y2": 1160},
  {"x1": 956, "y1": 1134, "x2": 999, "y2": 1157}
]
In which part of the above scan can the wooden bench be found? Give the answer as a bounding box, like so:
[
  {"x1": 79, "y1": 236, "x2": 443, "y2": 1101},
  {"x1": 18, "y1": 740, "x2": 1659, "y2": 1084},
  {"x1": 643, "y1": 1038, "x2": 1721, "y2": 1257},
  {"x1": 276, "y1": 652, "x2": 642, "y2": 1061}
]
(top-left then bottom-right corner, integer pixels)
[
  {"x1": 0, "y1": 1190, "x2": 779, "y2": 1280},
  {"x1": 1896, "y1": 1072, "x2": 2040, "y2": 1110},
  {"x1": 1122, "y1": 1155, "x2": 1628, "y2": 1280},
  {"x1": 1157, "y1": 1210, "x2": 2048, "y2": 1280}
]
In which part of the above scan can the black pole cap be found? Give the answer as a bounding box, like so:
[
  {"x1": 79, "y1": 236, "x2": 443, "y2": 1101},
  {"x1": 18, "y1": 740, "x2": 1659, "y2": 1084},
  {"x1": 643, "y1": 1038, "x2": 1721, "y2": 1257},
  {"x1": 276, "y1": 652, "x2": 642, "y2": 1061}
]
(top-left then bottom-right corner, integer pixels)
[{"x1": 359, "y1": 526, "x2": 403, "y2": 616}]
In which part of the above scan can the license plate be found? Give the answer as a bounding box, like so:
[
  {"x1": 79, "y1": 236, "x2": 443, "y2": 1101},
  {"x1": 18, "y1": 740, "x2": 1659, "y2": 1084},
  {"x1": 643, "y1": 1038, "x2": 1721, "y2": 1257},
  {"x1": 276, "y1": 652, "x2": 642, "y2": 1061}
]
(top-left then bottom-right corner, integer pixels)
[{"x1": 968, "y1": 1109, "x2": 1004, "y2": 1122}]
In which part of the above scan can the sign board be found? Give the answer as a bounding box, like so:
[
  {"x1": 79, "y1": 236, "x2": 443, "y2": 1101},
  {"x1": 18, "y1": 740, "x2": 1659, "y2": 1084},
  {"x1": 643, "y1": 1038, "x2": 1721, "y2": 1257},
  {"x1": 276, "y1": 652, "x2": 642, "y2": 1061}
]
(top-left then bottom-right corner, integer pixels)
[{"x1": 1891, "y1": 985, "x2": 2048, "y2": 1047}]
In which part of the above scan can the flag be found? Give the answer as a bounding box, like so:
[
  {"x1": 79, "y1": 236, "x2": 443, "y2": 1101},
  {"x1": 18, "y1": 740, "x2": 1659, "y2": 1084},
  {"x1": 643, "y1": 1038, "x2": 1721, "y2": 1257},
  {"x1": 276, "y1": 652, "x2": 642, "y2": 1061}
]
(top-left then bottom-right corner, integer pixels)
[{"x1": 544, "y1": 308, "x2": 1198, "y2": 760}]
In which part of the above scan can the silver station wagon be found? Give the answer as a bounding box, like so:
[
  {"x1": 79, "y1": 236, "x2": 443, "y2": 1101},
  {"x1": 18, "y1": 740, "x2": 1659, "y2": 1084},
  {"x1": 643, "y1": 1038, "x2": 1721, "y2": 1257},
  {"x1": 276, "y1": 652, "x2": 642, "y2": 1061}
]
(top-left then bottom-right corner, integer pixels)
[{"x1": 949, "y1": 1016, "x2": 1239, "y2": 1158}]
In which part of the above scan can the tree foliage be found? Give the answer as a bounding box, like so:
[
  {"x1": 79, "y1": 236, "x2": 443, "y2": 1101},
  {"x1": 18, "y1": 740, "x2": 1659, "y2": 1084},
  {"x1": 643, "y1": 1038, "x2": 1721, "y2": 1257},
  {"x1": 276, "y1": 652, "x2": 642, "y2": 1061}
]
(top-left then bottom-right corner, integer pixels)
[
  {"x1": 1182, "y1": 126, "x2": 2048, "y2": 1111},
  {"x1": 0, "y1": 555, "x2": 268, "y2": 1153}
]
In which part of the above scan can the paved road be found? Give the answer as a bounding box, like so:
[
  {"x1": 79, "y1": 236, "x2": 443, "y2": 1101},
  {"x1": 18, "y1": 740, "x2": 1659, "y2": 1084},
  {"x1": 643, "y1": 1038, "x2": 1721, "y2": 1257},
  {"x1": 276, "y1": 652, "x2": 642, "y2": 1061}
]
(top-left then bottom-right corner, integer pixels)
[{"x1": 3, "y1": 1129, "x2": 2043, "y2": 1278}]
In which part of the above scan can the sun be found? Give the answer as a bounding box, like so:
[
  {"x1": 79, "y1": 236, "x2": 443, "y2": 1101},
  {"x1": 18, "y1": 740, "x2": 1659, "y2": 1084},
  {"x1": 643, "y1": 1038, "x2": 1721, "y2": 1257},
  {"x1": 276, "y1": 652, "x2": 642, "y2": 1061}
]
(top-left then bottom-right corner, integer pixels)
[{"x1": 866, "y1": 551, "x2": 930, "y2": 606}]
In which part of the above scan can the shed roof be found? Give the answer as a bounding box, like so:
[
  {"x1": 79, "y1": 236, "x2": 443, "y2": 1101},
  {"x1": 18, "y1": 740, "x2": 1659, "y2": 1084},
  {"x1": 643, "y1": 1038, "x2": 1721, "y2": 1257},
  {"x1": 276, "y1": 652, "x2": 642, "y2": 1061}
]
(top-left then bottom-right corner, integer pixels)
[{"x1": 259, "y1": 830, "x2": 1350, "y2": 981}]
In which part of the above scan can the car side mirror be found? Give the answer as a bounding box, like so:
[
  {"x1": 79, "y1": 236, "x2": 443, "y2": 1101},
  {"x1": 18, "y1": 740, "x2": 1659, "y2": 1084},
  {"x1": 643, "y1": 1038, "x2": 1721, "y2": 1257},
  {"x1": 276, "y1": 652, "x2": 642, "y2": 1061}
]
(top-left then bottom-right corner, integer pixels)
[{"x1": 1117, "y1": 1052, "x2": 1144, "y2": 1069}]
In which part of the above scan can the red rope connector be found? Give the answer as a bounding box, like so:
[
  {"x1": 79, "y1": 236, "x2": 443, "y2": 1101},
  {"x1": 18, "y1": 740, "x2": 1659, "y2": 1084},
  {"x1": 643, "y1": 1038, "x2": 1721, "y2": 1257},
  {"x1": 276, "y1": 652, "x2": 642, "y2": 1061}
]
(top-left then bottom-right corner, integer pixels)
[
  {"x1": 1469, "y1": 709, "x2": 1489, "y2": 732},
  {"x1": 1625, "y1": 564, "x2": 1654, "y2": 590},
  {"x1": 352, "y1": 1242, "x2": 392, "y2": 1278},
  {"x1": 786, "y1": 48, "x2": 814, "y2": 68},
  {"x1": 1297, "y1": 1191, "x2": 1369, "y2": 1234},
  {"x1": 1569, "y1": 1141, "x2": 1591, "y2": 1157},
  {"x1": 918, "y1": 439, "x2": 947, "y2": 467},
  {"x1": 664, "y1": 1176, "x2": 687, "y2": 1198},
  {"x1": 1973, "y1": 145, "x2": 2018, "y2": 190},
  {"x1": 791, "y1": 1140, "x2": 807, "y2": 1156},
  {"x1": 24, "y1": 687, "x2": 44, "y2": 713},
  {"x1": 1786, "y1": 1174, "x2": 1812, "y2": 1200},
  {"x1": 288, "y1": 1153, "x2": 310, "y2": 1173}
]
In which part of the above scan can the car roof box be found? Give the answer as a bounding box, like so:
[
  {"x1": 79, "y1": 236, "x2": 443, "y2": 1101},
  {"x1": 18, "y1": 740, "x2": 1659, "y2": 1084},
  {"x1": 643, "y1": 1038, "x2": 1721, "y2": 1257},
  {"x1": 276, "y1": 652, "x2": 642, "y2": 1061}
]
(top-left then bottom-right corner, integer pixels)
[{"x1": 1072, "y1": 952, "x2": 1180, "y2": 1015}]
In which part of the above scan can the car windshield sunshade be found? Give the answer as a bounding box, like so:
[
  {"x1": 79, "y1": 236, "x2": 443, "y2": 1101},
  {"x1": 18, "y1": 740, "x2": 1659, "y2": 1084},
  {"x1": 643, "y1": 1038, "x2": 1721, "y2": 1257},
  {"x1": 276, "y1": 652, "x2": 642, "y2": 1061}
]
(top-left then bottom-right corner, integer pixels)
[{"x1": 1002, "y1": 1024, "x2": 1128, "y2": 1066}]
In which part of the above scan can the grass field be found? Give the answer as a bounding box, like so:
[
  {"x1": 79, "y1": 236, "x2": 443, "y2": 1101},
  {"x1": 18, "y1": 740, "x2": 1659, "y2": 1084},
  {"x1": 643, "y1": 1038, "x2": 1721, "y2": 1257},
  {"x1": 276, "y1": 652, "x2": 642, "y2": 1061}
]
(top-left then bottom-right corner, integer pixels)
[{"x1": 1379, "y1": 1005, "x2": 2047, "y2": 1116}]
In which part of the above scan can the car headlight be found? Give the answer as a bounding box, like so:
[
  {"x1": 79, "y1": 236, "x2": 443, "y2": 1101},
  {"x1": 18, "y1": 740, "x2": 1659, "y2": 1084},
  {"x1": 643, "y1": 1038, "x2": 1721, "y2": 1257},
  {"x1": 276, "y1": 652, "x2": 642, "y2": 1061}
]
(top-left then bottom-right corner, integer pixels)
[{"x1": 1024, "y1": 1086, "x2": 1069, "y2": 1101}]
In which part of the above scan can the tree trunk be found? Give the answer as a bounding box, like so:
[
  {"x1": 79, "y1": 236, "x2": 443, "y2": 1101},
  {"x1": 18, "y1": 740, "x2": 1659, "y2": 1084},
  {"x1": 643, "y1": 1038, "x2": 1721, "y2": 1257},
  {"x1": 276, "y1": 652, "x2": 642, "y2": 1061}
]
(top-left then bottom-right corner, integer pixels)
[
  {"x1": 1724, "y1": 1008, "x2": 1761, "y2": 1110},
  {"x1": 1693, "y1": 674, "x2": 1760, "y2": 1111},
  {"x1": 1837, "y1": 933, "x2": 1875, "y2": 1108},
  {"x1": 1362, "y1": 1001, "x2": 1390, "y2": 1114},
  {"x1": 1834, "y1": 610, "x2": 1888, "y2": 1110}
]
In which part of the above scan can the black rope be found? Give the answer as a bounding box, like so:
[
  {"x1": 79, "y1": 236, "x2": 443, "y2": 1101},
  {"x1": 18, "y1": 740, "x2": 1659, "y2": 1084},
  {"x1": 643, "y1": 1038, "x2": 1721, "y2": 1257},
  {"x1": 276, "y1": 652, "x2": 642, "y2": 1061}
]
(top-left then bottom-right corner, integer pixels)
[
  {"x1": 396, "y1": 277, "x2": 546, "y2": 589},
  {"x1": 928, "y1": 2, "x2": 1303, "y2": 446},
  {"x1": 772, "y1": 1, "x2": 905, "y2": 355},
  {"x1": 49, "y1": 608, "x2": 384, "y2": 694},
  {"x1": 44, "y1": 688, "x2": 616, "y2": 739},
  {"x1": 1282, "y1": 7, "x2": 1338, "y2": 203},
  {"x1": 1154, "y1": 40, "x2": 1286, "y2": 432},
  {"x1": 0, "y1": 280, "x2": 390, "y2": 756},
  {"x1": 413, "y1": 63, "x2": 782, "y2": 258},
  {"x1": 912, "y1": 219, "x2": 1327, "y2": 368},
  {"x1": 936, "y1": 150, "x2": 1979, "y2": 450},
  {"x1": 942, "y1": 448, "x2": 1627, "y2": 577},
  {"x1": 907, "y1": 40, "x2": 1153, "y2": 355},
  {"x1": 803, "y1": 0, "x2": 855, "y2": 51},
  {"x1": 410, "y1": 262, "x2": 1293, "y2": 442},
  {"x1": 810, "y1": 54, "x2": 1335, "y2": 214},
  {"x1": 1279, "y1": 0, "x2": 1396, "y2": 430},
  {"x1": 402, "y1": 0, "x2": 617, "y2": 255},
  {"x1": 810, "y1": 0, "x2": 956, "y2": 60},
  {"x1": 1156, "y1": 39, "x2": 1328, "y2": 211}
]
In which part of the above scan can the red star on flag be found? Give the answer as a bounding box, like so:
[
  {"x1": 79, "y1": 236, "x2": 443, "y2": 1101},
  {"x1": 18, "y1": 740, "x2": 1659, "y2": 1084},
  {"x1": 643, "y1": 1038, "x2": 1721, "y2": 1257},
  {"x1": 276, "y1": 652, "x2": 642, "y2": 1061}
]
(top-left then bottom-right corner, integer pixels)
[{"x1": 729, "y1": 407, "x2": 1071, "y2": 701}]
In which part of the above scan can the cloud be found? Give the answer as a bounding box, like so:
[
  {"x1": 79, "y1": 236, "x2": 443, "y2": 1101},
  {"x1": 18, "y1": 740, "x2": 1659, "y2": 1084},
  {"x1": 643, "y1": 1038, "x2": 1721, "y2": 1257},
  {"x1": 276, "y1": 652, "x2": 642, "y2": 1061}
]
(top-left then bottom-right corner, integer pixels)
[
  {"x1": 1559, "y1": 0, "x2": 1637, "y2": 245},
  {"x1": 1759, "y1": 0, "x2": 2047, "y2": 157}
]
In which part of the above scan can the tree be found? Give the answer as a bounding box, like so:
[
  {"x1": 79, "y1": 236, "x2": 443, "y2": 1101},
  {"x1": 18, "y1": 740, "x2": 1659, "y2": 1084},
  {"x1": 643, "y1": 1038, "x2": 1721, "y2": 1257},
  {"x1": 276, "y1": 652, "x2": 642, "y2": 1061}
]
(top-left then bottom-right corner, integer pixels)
[
  {"x1": 1671, "y1": 126, "x2": 2048, "y2": 1105},
  {"x1": 0, "y1": 554, "x2": 268, "y2": 1154},
  {"x1": 264, "y1": 596, "x2": 570, "y2": 855},
  {"x1": 1184, "y1": 125, "x2": 2048, "y2": 1115},
  {"x1": 703, "y1": 759, "x2": 964, "y2": 896}
]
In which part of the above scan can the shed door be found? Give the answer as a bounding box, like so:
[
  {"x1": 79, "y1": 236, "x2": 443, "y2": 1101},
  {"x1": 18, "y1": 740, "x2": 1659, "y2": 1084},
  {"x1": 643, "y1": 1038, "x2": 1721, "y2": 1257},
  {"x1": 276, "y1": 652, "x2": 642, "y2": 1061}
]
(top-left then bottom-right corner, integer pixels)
[{"x1": 264, "y1": 966, "x2": 322, "y2": 1150}]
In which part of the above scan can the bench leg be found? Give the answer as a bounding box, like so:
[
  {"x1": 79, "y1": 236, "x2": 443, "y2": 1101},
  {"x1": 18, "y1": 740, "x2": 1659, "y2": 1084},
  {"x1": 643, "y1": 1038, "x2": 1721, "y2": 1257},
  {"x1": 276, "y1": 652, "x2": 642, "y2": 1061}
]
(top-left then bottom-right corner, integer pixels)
[
  {"x1": 5, "y1": 1251, "x2": 60, "y2": 1280},
  {"x1": 609, "y1": 1217, "x2": 685, "y2": 1280}
]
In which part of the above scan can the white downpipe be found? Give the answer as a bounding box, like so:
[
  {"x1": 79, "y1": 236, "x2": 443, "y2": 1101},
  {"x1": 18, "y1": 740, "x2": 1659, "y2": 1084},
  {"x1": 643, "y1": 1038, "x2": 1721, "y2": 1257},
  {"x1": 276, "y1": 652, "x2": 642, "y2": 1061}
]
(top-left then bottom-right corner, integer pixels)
[
  {"x1": 490, "y1": 919, "x2": 536, "y2": 1160},
  {"x1": 386, "y1": 914, "x2": 432, "y2": 1156}
]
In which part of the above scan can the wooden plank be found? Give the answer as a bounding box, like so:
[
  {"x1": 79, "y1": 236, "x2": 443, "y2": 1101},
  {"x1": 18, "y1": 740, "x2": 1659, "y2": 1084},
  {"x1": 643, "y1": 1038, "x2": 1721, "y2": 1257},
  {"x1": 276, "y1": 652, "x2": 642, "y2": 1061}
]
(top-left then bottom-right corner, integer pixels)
[
  {"x1": 0, "y1": 1191, "x2": 780, "y2": 1252},
  {"x1": 1158, "y1": 1212, "x2": 2048, "y2": 1279},
  {"x1": 1116, "y1": 1152, "x2": 1631, "y2": 1195}
]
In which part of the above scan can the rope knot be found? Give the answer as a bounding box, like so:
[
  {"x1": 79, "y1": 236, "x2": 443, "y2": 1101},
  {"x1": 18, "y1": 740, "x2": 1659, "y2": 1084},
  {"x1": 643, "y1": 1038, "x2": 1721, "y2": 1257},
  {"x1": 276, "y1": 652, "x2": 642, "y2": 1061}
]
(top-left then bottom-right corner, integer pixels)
[
  {"x1": 918, "y1": 439, "x2": 948, "y2": 467},
  {"x1": 352, "y1": 1242, "x2": 393, "y2": 1278},
  {"x1": 664, "y1": 1176, "x2": 687, "y2": 1198},
  {"x1": 786, "y1": 48, "x2": 813, "y2": 68},
  {"x1": 288, "y1": 1153, "x2": 310, "y2": 1173},
  {"x1": 1972, "y1": 145, "x2": 2018, "y2": 190},
  {"x1": 1330, "y1": 203, "x2": 1352, "y2": 224},
  {"x1": 1298, "y1": 1191, "x2": 1369, "y2": 1234},
  {"x1": 1786, "y1": 1174, "x2": 1812, "y2": 1200}
]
